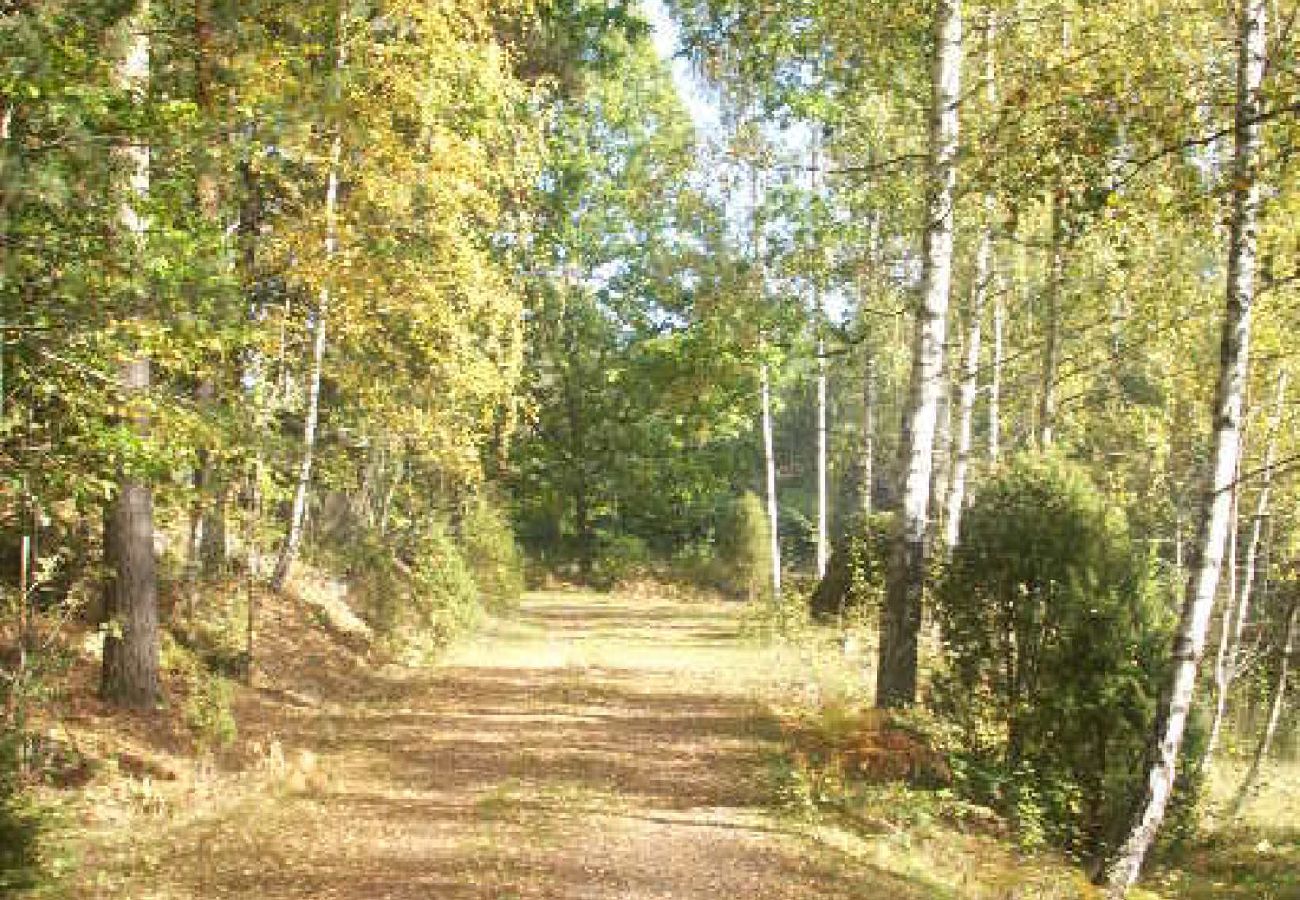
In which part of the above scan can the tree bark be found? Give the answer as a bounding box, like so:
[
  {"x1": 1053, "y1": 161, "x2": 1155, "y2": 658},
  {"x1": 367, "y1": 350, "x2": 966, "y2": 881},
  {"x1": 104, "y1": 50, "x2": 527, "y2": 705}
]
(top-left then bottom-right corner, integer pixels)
[
  {"x1": 102, "y1": 1, "x2": 159, "y2": 708},
  {"x1": 877, "y1": 0, "x2": 962, "y2": 709},
  {"x1": 1105, "y1": 0, "x2": 1267, "y2": 891},
  {"x1": 271, "y1": 11, "x2": 347, "y2": 592}
]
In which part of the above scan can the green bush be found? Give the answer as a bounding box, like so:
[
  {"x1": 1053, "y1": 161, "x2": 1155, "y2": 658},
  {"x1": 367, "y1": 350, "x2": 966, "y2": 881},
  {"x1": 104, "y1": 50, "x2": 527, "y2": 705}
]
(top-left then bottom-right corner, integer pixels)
[
  {"x1": 355, "y1": 521, "x2": 480, "y2": 663},
  {"x1": 933, "y1": 454, "x2": 1175, "y2": 864},
  {"x1": 717, "y1": 491, "x2": 773, "y2": 602},
  {"x1": 459, "y1": 499, "x2": 525, "y2": 612}
]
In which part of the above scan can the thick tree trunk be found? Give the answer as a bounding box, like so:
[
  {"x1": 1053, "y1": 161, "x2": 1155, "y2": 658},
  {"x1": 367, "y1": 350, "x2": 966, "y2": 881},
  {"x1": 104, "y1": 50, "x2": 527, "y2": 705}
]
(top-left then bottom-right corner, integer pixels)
[
  {"x1": 102, "y1": 2, "x2": 159, "y2": 708},
  {"x1": 1105, "y1": 0, "x2": 1266, "y2": 891},
  {"x1": 761, "y1": 360, "x2": 782, "y2": 601},
  {"x1": 103, "y1": 363, "x2": 160, "y2": 707},
  {"x1": 877, "y1": 0, "x2": 962, "y2": 709},
  {"x1": 1230, "y1": 597, "x2": 1297, "y2": 818},
  {"x1": 944, "y1": 223, "x2": 990, "y2": 553}
]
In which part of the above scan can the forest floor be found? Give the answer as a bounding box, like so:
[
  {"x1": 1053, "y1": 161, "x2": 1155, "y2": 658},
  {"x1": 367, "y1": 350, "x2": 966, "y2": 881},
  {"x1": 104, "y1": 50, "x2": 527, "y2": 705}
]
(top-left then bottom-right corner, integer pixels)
[{"x1": 28, "y1": 590, "x2": 1297, "y2": 899}]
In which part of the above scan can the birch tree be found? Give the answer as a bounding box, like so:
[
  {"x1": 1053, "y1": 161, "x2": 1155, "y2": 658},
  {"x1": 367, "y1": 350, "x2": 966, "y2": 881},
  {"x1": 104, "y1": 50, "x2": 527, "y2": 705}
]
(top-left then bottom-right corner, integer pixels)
[
  {"x1": 270, "y1": 9, "x2": 348, "y2": 593},
  {"x1": 877, "y1": 0, "x2": 962, "y2": 708},
  {"x1": 1106, "y1": 0, "x2": 1268, "y2": 889}
]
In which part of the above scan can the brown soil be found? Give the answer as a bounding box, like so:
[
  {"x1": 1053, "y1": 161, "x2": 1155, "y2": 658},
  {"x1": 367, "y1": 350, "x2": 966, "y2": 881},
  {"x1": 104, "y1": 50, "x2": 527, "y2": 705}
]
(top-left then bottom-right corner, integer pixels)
[{"x1": 47, "y1": 592, "x2": 930, "y2": 899}]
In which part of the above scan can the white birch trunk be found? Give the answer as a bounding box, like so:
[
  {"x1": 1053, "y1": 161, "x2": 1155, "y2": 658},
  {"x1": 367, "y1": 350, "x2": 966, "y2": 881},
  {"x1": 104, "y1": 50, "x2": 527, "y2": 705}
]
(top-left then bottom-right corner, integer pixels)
[
  {"x1": 944, "y1": 28, "x2": 996, "y2": 552},
  {"x1": 761, "y1": 360, "x2": 782, "y2": 602},
  {"x1": 989, "y1": 280, "x2": 1003, "y2": 464},
  {"x1": 878, "y1": 0, "x2": 962, "y2": 708},
  {"x1": 944, "y1": 224, "x2": 990, "y2": 553},
  {"x1": 271, "y1": 16, "x2": 347, "y2": 592},
  {"x1": 1205, "y1": 470, "x2": 1242, "y2": 770},
  {"x1": 1205, "y1": 371, "x2": 1287, "y2": 769},
  {"x1": 1231, "y1": 372, "x2": 1286, "y2": 662},
  {"x1": 1230, "y1": 597, "x2": 1297, "y2": 818},
  {"x1": 1106, "y1": 0, "x2": 1266, "y2": 890}
]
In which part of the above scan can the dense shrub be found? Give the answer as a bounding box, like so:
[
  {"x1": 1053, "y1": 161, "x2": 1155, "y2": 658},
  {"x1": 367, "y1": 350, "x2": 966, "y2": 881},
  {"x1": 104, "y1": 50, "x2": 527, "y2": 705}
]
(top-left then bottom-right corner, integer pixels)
[
  {"x1": 933, "y1": 454, "x2": 1175, "y2": 863},
  {"x1": 354, "y1": 521, "x2": 480, "y2": 662},
  {"x1": 459, "y1": 500, "x2": 525, "y2": 612},
  {"x1": 717, "y1": 492, "x2": 772, "y2": 602}
]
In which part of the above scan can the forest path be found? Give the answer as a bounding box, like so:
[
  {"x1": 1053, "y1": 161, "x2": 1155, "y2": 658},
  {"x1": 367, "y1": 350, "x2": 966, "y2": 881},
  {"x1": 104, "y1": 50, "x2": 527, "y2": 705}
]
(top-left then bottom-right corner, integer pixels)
[{"x1": 71, "y1": 592, "x2": 927, "y2": 899}]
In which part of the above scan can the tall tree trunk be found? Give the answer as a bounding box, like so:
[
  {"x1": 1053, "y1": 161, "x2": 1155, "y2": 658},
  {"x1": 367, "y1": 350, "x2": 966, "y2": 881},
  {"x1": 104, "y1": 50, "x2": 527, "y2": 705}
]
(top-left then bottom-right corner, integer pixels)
[
  {"x1": 1038, "y1": 192, "x2": 1063, "y2": 449},
  {"x1": 761, "y1": 359, "x2": 782, "y2": 601},
  {"x1": 989, "y1": 276, "x2": 1003, "y2": 464},
  {"x1": 944, "y1": 27, "x2": 996, "y2": 552},
  {"x1": 271, "y1": 14, "x2": 347, "y2": 592},
  {"x1": 944, "y1": 223, "x2": 990, "y2": 553},
  {"x1": 816, "y1": 334, "x2": 829, "y2": 578},
  {"x1": 102, "y1": 1, "x2": 159, "y2": 708},
  {"x1": 1205, "y1": 466, "x2": 1242, "y2": 770},
  {"x1": 1105, "y1": 0, "x2": 1267, "y2": 891},
  {"x1": 1230, "y1": 596, "x2": 1297, "y2": 818},
  {"x1": 877, "y1": 0, "x2": 962, "y2": 709}
]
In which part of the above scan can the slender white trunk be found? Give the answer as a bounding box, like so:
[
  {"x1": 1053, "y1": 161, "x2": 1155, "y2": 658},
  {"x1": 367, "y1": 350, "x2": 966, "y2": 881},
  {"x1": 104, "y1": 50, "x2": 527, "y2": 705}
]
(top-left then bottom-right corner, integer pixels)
[
  {"x1": 271, "y1": 16, "x2": 347, "y2": 592},
  {"x1": 944, "y1": 224, "x2": 990, "y2": 553},
  {"x1": 944, "y1": 28, "x2": 996, "y2": 552},
  {"x1": 861, "y1": 344, "x2": 876, "y2": 517},
  {"x1": 1205, "y1": 371, "x2": 1286, "y2": 770},
  {"x1": 1230, "y1": 597, "x2": 1297, "y2": 818},
  {"x1": 1205, "y1": 469, "x2": 1242, "y2": 770},
  {"x1": 761, "y1": 360, "x2": 782, "y2": 601},
  {"x1": 878, "y1": 0, "x2": 962, "y2": 708},
  {"x1": 1106, "y1": 0, "x2": 1266, "y2": 891},
  {"x1": 1232, "y1": 372, "x2": 1287, "y2": 660}
]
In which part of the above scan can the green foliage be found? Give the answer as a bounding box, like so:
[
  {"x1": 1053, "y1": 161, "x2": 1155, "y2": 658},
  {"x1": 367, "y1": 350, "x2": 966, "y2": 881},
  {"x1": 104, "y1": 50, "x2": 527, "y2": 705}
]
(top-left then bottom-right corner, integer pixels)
[
  {"x1": 934, "y1": 454, "x2": 1174, "y2": 863},
  {"x1": 460, "y1": 499, "x2": 525, "y2": 613},
  {"x1": 183, "y1": 673, "x2": 238, "y2": 752},
  {"x1": 354, "y1": 522, "x2": 481, "y2": 663},
  {"x1": 718, "y1": 491, "x2": 772, "y2": 602}
]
